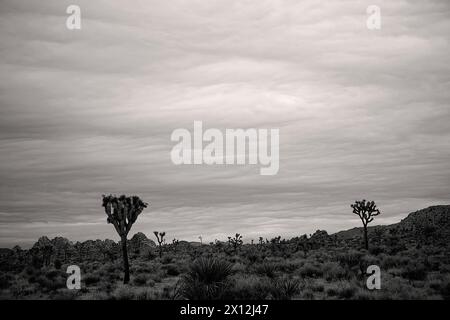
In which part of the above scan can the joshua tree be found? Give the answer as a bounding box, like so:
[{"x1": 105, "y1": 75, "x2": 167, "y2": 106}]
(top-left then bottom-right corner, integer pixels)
[
  {"x1": 102, "y1": 194, "x2": 148, "y2": 284},
  {"x1": 228, "y1": 233, "x2": 243, "y2": 252},
  {"x1": 270, "y1": 236, "x2": 281, "y2": 244},
  {"x1": 172, "y1": 238, "x2": 180, "y2": 252},
  {"x1": 351, "y1": 199, "x2": 381, "y2": 250},
  {"x1": 154, "y1": 231, "x2": 166, "y2": 258},
  {"x1": 258, "y1": 237, "x2": 264, "y2": 246}
]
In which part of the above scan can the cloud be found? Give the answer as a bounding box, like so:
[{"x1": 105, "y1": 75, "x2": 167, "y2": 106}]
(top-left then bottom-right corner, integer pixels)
[{"x1": 0, "y1": 0, "x2": 449, "y2": 247}]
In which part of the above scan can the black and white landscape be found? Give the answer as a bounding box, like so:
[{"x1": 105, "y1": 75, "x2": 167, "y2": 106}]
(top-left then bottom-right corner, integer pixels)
[
  {"x1": 0, "y1": 0, "x2": 449, "y2": 300},
  {"x1": 1, "y1": 205, "x2": 450, "y2": 299}
]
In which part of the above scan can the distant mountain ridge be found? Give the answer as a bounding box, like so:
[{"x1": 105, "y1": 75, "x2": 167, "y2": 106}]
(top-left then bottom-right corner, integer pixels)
[
  {"x1": 1, "y1": 205, "x2": 449, "y2": 257},
  {"x1": 334, "y1": 205, "x2": 450, "y2": 240}
]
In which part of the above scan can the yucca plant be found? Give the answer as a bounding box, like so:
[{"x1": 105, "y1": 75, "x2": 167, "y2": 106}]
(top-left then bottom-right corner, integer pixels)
[
  {"x1": 181, "y1": 258, "x2": 233, "y2": 300},
  {"x1": 270, "y1": 277, "x2": 301, "y2": 300},
  {"x1": 254, "y1": 262, "x2": 278, "y2": 279}
]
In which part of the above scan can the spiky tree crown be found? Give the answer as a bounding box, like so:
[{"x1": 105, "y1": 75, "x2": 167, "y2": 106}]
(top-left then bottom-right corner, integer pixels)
[
  {"x1": 154, "y1": 231, "x2": 165, "y2": 244},
  {"x1": 351, "y1": 199, "x2": 380, "y2": 225},
  {"x1": 102, "y1": 194, "x2": 148, "y2": 237}
]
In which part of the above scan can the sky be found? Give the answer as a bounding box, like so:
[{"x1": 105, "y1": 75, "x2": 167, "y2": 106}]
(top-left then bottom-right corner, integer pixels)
[{"x1": 0, "y1": 0, "x2": 449, "y2": 248}]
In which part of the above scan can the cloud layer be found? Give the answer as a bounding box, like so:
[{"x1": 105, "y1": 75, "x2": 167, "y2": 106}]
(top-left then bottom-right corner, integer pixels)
[{"x1": 1, "y1": 0, "x2": 449, "y2": 247}]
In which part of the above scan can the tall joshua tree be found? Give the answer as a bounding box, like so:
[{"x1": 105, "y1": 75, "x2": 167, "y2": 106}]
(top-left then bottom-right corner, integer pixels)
[
  {"x1": 102, "y1": 194, "x2": 148, "y2": 284},
  {"x1": 351, "y1": 199, "x2": 381, "y2": 250}
]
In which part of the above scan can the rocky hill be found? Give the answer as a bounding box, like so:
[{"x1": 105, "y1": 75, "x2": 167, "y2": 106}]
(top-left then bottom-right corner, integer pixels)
[
  {"x1": 0, "y1": 232, "x2": 157, "y2": 269},
  {"x1": 128, "y1": 232, "x2": 156, "y2": 254},
  {"x1": 1, "y1": 205, "x2": 449, "y2": 269},
  {"x1": 334, "y1": 205, "x2": 450, "y2": 242}
]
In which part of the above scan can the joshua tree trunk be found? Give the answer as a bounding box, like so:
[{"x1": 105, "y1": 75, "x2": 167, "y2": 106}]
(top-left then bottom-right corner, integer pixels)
[
  {"x1": 121, "y1": 235, "x2": 130, "y2": 284},
  {"x1": 363, "y1": 224, "x2": 369, "y2": 250}
]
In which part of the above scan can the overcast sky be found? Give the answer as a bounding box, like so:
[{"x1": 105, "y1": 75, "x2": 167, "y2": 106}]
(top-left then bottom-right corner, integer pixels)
[{"x1": 0, "y1": 0, "x2": 449, "y2": 248}]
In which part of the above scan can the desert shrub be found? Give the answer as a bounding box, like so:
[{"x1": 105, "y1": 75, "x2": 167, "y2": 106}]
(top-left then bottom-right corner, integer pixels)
[
  {"x1": 79, "y1": 290, "x2": 110, "y2": 300},
  {"x1": 336, "y1": 250, "x2": 363, "y2": 270},
  {"x1": 246, "y1": 251, "x2": 261, "y2": 264},
  {"x1": 427, "y1": 275, "x2": 450, "y2": 299},
  {"x1": 162, "y1": 282, "x2": 183, "y2": 300},
  {"x1": 337, "y1": 282, "x2": 357, "y2": 299},
  {"x1": 36, "y1": 274, "x2": 66, "y2": 291},
  {"x1": 143, "y1": 248, "x2": 157, "y2": 260},
  {"x1": 438, "y1": 280, "x2": 450, "y2": 299},
  {"x1": 380, "y1": 254, "x2": 409, "y2": 269},
  {"x1": 111, "y1": 286, "x2": 158, "y2": 300},
  {"x1": 149, "y1": 271, "x2": 165, "y2": 283},
  {"x1": 98, "y1": 281, "x2": 114, "y2": 292},
  {"x1": 104, "y1": 271, "x2": 121, "y2": 282},
  {"x1": 354, "y1": 288, "x2": 376, "y2": 300},
  {"x1": 424, "y1": 255, "x2": 442, "y2": 271},
  {"x1": 401, "y1": 263, "x2": 427, "y2": 281},
  {"x1": 54, "y1": 259, "x2": 62, "y2": 270},
  {"x1": 0, "y1": 272, "x2": 12, "y2": 289},
  {"x1": 388, "y1": 243, "x2": 407, "y2": 255},
  {"x1": 103, "y1": 262, "x2": 120, "y2": 274},
  {"x1": 253, "y1": 262, "x2": 278, "y2": 278},
  {"x1": 387, "y1": 267, "x2": 403, "y2": 277},
  {"x1": 326, "y1": 281, "x2": 357, "y2": 299},
  {"x1": 24, "y1": 266, "x2": 37, "y2": 276},
  {"x1": 270, "y1": 277, "x2": 301, "y2": 300},
  {"x1": 380, "y1": 276, "x2": 428, "y2": 299},
  {"x1": 297, "y1": 262, "x2": 323, "y2": 278},
  {"x1": 45, "y1": 269, "x2": 62, "y2": 280},
  {"x1": 10, "y1": 279, "x2": 36, "y2": 298},
  {"x1": 133, "y1": 262, "x2": 158, "y2": 274},
  {"x1": 133, "y1": 273, "x2": 150, "y2": 286},
  {"x1": 300, "y1": 288, "x2": 314, "y2": 300},
  {"x1": 90, "y1": 262, "x2": 101, "y2": 271},
  {"x1": 225, "y1": 275, "x2": 272, "y2": 300},
  {"x1": 112, "y1": 285, "x2": 139, "y2": 300},
  {"x1": 162, "y1": 263, "x2": 180, "y2": 276},
  {"x1": 51, "y1": 289, "x2": 78, "y2": 300},
  {"x1": 181, "y1": 258, "x2": 233, "y2": 300},
  {"x1": 231, "y1": 262, "x2": 246, "y2": 273},
  {"x1": 84, "y1": 274, "x2": 101, "y2": 286},
  {"x1": 162, "y1": 254, "x2": 175, "y2": 264},
  {"x1": 326, "y1": 285, "x2": 338, "y2": 297},
  {"x1": 305, "y1": 279, "x2": 325, "y2": 293},
  {"x1": 439, "y1": 263, "x2": 450, "y2": 273},
  {"x1": 369, "y1": 246, "x2": 384, "y2": 256},
  {"x1": 322, "y1": 262, "x2": 347, "y2": 281},
  {"x1": 276, "y1": 260, "x2": 301, "y2": 273}
]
